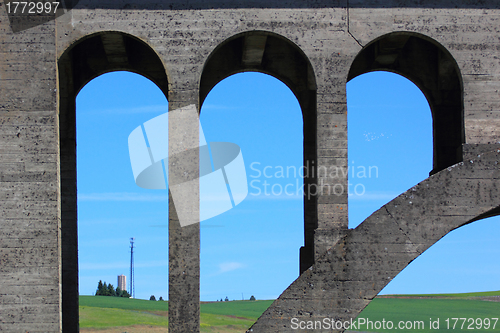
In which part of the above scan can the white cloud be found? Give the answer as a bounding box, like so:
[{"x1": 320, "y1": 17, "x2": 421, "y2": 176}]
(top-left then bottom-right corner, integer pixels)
[
  {"x1": 363, "y1": 132, "x2": 392, "y2": 142},
  {"x1": 218, "y1": 262, "x2": 245, "y2": 274}
]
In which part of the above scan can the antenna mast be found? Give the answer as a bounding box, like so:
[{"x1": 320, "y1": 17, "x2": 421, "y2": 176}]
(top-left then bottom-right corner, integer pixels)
[{"x1": 130, "y1": 237, "x2": 135, "y2": 298}]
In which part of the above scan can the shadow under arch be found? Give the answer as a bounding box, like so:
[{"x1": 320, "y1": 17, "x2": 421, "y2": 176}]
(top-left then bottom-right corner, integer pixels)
[
  {"x1": 348, "y1": 32, "x2": 464, "y2": 175},
  {"x1": 58, "y1": 31, "x2": 169, "y2": 332},
  {"x1": 199, "y1": 30, "x2": 318, "y2": 274}
]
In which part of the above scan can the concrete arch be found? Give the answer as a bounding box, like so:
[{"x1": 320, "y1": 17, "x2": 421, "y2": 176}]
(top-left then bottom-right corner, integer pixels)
[
  {"x1": 249, "y1": 147, "x2": 500, "y2": 332},
  {"x1": 59, "y1": 31, "x2": 169, "y2": 97},
  {"x1": 200, "y1": 31, "x2": 317, "y2": 113},
  {"x1": 199, "y1": 31, "x2": 318, "y2": 274},
  {"x1": 348, "y1": 32, "x2": 464, "y2": 175},
  {"x1": 57, "y1": 31, "x2": 169, "y2": 332}
]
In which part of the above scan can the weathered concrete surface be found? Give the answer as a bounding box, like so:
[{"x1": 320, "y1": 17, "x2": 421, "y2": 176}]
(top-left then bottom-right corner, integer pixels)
[
  {"x1": 0, "y1": 5, "x2": 61, "y2": 332},
  {"x1": 0, "y1": 0, "x2": 499, "y2": 332}
]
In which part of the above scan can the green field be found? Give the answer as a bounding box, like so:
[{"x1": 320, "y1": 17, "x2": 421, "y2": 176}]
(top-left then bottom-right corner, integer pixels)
[
  {"x1": 79, "y1": 296, "x2": 272, "y2": 332},
  {"x1": 80, "y1": 296, "x2": 169, "y2": 311},
  {"x1": 80, "y1": 292, "x2": 500, "y2": 332},
  {"x1": 347, "y1": 291, "x2": 500, "y2": 333}
]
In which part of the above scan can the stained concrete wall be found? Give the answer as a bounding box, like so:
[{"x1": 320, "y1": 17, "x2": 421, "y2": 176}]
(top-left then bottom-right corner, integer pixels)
[
  {"x1": 0, "y1": 7, "x2": 61, "y2": 332},
  {"x1": 0, "y1": 1, "x2": 499, "y2": 332}
]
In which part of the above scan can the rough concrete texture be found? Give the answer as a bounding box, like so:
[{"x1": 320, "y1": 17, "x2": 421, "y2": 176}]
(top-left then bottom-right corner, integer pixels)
[{"x1": 0, "y1": 0, "x2": 499, "y2": 332}]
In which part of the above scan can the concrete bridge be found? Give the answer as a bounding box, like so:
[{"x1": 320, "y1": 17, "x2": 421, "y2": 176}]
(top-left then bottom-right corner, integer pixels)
[{"x1": 1, "y1": 1, "x2": 499, "y2": 332}]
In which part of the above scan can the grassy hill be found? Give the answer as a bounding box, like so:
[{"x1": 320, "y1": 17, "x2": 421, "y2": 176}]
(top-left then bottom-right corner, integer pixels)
[
  {"x1": 347, "y1": 291, "x2": 500, "y2": 333},
  {"x1": 80, "y1": 292, "x2": 500, "y2": 332},
  {"x1": 201, "y1": 300, "x2": 274, "y2": 318},
  {"x1": 80, "y1": 296, "x2": 169, "y2": 311},
  {"x1": 79, "y1": 296, "x2": 272, "y2": 332},
  {"x1": 378, "y1": 290, "x2": 500, "y2": 298}
]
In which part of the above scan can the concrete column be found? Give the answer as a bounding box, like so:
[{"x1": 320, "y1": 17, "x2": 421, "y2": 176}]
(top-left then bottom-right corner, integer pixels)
[
  {"x1": 168, "y1": 89, "x2": 200, "y2": 333},
  {"x1": 0, "y1": 12, "x2": 62, "y2": 332},
  {"x1": 314, "y1": 73, "x2": 350, "y2": 260}
]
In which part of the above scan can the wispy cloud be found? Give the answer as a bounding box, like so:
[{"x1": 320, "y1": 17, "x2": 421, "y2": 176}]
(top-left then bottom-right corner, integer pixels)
[
  {"x1": 78, "y1": 192, "x2": 168, "y2": 202},
  {"x1": 363, "y1": 132, "x2": 392, "y2": 142},
  {"x1": 217, "y1": 262, "x2": 245, "y2": 274},
  {"x1": 78, "y1": 190, "x2": 395, "y2": 205}
]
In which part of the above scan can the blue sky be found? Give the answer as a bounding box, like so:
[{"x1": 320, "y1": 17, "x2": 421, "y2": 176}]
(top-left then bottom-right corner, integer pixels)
[{"x1": 76, "y1": 70, "x2": 499, "y2": 301}]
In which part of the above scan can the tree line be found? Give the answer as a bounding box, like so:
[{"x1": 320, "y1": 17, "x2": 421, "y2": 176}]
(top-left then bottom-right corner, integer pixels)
[
  {"x1": 217, "y1": 295, "x2": 256, "y2": 301},
  {"x1": 95, "y1": 280, "x2": 131, "y2": 298}
]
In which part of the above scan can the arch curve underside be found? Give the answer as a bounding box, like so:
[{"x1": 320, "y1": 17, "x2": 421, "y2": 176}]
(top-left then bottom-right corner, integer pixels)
[{"x1": 248, "y1": 144, "x2": 500, "y2": 332}]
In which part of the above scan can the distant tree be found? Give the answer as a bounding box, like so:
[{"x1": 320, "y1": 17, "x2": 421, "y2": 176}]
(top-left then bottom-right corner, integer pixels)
[
  {"x1": 95, "y1": 280, "x2": 129, "y2": 297},
  {"x1": 250, "y1": 295, "x2": 256, "y2": 301},
  {"x1": 159, "y1": 296, "x2": 164, "y2": 301},
  {"x1": 106, "y1": 283, "x2": 114, "y2": 296},
  {"x1": 107, "y1": 283, "x2": 115, "y2": 297},
  {"x1": 224, "y1": 296, "x2": 229, "y2": 302},
  {"x1": 102, "y1": 282, "x2": 109, "y2": 296},
  {"x1": 220, "y1": 298, "x2": 223, "y2": 302},
  {"x1": 103, "y1": 282, "x2": 110, "y2": 296},
  {"x1": 96, "y1": 280, "x2": 104, "y2": 296},
  {"x1": 150, "y1": 295, "x2": 156, "y2": 301}
]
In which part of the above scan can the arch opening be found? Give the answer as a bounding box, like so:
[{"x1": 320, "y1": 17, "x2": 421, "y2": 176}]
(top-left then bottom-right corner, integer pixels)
[
  {"x1": 200, "y1": 31, "x2": 317, "y2": 274},
  {"x1": 381, "y1": 215, "x2": 500, "y2": 296},
  {"x1": 58, "y1": 32, "x2": 169, "y2": 332},
  {"x1": 346, "y1": 33, "x2": 499, "y2": 327},
  {"x1": 354, "y1": 215, "x2": 500, "y2": 326},
  {"x1": 75, "y1": 70, "x2": 169, "y2": 299},
  {"x1": 347, "y1": 71, "x2": 433, "y2": 229},
  {"x1": 199, "y1": 72, "x2": 304, "y2": 304},
  {"x1": 348, "y1": 32, "x2": 464, "y2": 175}
]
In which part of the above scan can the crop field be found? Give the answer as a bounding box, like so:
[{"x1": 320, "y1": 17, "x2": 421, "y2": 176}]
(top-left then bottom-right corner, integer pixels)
[
  {"x1": 79, "y1": 296, "x2": 272, "y2": 332},
  {"x1": 347, "y1": 291, "x2": 500, "y2": 333},
  {"x1": 80, "y1": 291, "x2": 500, "y2": 332}
]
